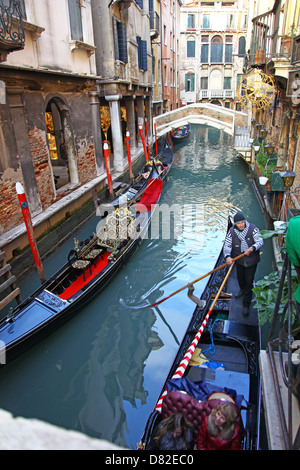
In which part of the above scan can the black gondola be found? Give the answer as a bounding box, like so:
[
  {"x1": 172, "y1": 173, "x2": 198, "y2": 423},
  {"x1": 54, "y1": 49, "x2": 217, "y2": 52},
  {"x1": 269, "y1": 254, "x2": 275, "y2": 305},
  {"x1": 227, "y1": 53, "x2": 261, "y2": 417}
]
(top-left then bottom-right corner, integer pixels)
[
  {"x1": 0, "y1": 145, "x2": 173, "y2": 365},
  {"x1": 171, "y1": 124, "x2": 191, "y2": 144},
  {"x1": 102, "y1": 143, "x2": 171, "y2": 211},
  {"x1": 139, "y1": 218, "x2": 261, "y2": 450}
]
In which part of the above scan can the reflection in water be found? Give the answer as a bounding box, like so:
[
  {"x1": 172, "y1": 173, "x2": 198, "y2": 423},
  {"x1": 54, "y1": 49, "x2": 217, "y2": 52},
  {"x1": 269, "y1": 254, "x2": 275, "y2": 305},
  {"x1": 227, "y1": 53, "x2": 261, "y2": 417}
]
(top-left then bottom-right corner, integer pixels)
[{"x1": 0, "y1": 125, "x2": 273, "y2": 449}]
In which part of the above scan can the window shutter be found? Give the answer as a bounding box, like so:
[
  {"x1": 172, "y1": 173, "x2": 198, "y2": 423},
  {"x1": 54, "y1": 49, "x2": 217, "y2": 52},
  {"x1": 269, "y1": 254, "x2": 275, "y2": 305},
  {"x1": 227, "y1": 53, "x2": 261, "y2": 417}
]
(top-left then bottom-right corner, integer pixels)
[
  {"x1": 136, "y1": 0, "x2": 143, "y2": 9},
  {"x1": 187, "y1": 40, "x2": 195, "y2": 58},
  {"x1": 141, "y1": 40, "x2": 147, "y2": 70},
  {"x1": 117, "y1": 21, "x2": 128, "y2": 63}
]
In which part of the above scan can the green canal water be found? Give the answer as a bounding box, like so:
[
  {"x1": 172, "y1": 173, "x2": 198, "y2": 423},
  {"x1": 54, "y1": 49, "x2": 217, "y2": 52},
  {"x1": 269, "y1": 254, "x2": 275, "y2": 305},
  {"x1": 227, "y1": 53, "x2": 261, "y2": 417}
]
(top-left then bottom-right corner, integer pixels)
[{"x1": 0, "y1": 125, "x2": 273, "y2": 449}]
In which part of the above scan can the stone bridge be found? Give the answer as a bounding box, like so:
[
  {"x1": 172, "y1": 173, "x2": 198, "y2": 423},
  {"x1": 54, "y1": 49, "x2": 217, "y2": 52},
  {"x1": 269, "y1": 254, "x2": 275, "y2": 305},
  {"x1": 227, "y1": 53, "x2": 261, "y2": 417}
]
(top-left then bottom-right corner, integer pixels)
[{"x1": 153, "y1": 103, "x2": 248, "y2": 138}]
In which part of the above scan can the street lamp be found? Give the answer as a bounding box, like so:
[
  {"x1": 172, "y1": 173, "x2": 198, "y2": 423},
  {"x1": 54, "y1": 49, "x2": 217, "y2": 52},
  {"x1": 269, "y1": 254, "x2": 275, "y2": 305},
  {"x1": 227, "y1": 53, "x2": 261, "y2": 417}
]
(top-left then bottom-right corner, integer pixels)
[
  {"x1": 279, "y1": 169, "x2": 297, "y2": 188},
  {"x1": 278, "y1": 169, "x2": 298, "y2": 221},
  {"x1": 265, "y1": 143, "x2": 275, "y2": 155},
  {"x1": 260, "y1": 128, "x2": 268, "y2": 138}
]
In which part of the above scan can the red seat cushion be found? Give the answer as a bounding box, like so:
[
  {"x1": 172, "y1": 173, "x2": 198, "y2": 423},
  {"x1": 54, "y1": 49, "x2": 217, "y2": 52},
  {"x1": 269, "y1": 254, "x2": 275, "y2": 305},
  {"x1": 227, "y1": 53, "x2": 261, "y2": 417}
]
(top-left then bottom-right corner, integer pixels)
[{"x1": 161, "y1": 391, "x2": 243, "y2": 437}]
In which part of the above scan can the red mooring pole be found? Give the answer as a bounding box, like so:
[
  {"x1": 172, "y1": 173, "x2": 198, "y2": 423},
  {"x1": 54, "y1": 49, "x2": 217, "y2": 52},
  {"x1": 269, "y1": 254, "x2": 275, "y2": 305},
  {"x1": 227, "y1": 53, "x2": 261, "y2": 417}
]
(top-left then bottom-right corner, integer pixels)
[
  {"x1": 154, "y1": 122, "x2": 158, "y2": 157},
  {"x1": 126, "y1": 131, "x2": 134, "y2": 181},
  {"x1": 103, "y1": 141, "x2": 114, "y2": 198},
  {"x1": 145, "y1": 118, "x2": 150, "y2": 161},
  {"x1": 16, "y1": 182, "x2": 46, "y2": 284},
  {"x1": 138, "y1": 123, "x2": 149, "y2": 162}
]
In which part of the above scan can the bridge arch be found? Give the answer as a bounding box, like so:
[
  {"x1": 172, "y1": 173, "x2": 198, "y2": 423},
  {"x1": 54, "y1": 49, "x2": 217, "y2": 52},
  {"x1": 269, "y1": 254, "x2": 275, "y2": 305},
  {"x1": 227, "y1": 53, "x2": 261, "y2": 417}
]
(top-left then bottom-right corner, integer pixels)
[{"x1": 153, "y1": 103, "x2": 248, "y2": 138}]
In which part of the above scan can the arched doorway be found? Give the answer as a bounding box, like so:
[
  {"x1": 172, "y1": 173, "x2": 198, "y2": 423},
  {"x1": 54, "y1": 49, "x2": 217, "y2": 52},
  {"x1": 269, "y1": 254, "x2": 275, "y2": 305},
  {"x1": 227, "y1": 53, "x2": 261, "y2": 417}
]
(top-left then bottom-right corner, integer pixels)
[{"x1": 45, "y1": 98, "x2": 78, "y2": 191}]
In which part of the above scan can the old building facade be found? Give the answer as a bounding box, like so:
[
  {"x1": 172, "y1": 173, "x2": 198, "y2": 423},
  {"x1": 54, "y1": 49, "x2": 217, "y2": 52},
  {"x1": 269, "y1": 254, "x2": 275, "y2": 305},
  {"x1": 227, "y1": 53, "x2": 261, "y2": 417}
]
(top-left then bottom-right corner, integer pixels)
[
  {"x1": 0, "y1": 0, "x2": 155, "y2": 262},
  {"x1": 180, "y1": 0, "x2": 248, "y2": 109},
  {"x1": 245, "y1": 0, "x2": 300, "y2": 216}
]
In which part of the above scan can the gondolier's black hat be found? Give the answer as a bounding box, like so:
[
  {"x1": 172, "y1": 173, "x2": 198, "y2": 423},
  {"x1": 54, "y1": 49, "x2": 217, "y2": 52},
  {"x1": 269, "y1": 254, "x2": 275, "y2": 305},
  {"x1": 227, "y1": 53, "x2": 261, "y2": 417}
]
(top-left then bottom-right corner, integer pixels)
[{"x1": 233, "y1": 212, "x2": 245, "y2": 224}]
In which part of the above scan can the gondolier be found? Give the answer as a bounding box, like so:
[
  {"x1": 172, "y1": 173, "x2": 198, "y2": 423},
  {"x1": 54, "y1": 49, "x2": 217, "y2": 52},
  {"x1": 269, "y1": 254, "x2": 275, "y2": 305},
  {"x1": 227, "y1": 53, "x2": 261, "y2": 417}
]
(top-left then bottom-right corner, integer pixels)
[{"x1": 223, "y1": 212, "x2": 264, "y2": 315}]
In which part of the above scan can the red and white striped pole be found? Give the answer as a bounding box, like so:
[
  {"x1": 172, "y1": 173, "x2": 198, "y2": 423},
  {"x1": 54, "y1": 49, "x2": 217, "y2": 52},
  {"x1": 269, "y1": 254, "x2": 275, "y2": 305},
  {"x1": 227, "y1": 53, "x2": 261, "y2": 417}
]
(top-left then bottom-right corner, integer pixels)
[
  {"x1": 155, "y1": 263, "x2": 234, "y2": 412},
  {"x1": 103, "y1": 140, "x2": 114, "y2": 198},
  {"x1": 126, "y1": 131, "x2": 134, "y2": 181},
  {"x1": 16, "y1": 182, "x2": 46, "y2": 284},
  {"x1": 138, "y1": 123, "x2": 149, "y2": 162}
]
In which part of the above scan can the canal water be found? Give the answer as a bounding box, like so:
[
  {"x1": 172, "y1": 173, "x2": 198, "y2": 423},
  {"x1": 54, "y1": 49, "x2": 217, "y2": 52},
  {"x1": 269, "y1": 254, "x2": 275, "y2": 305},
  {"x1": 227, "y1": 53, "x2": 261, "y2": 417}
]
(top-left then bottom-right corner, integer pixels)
[{"x1": 0, "y1": 125, "x2": 273, "y2": 449}]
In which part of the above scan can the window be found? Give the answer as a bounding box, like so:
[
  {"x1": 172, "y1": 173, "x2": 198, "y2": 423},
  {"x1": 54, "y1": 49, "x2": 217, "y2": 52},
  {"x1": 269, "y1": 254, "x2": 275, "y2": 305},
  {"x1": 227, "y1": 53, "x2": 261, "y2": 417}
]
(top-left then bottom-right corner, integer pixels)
[
  {"x1": 188, "y1": 14, "x2": 195, "y2": 29},
  {"x1": 203, "y1": 15, "x2": 210, "y2": 29},
  {"x1": 185, "y1": 73, "x2": 195, "y2": 92},
  {"x1": 187, "y1": 37, "x2": 195, "y2": 57},
  {"x1": 224, "y1": 77, "x2": 232, "y2": 89},
  {"x1": 201, "y1": 77, "x2": 208, "y2": 89},
  {"x1": 68, "y1": 0, "x2": 83, "y2": 42},
  {"x1": 113, "y1": 18, "x2": 128, "y2": 62},
  {"x1": 211, "y1": 36, "x2": 223, "y2": 63},
  {"x1": 225, "y1": 36, "x2": 233, "y2": 62},
  {"x1": 201, "y1": 35, "x2": 209, "y2": 63},
  {"x1": 137, "y1": 36, "x2": 147, "y2": 70},
  {"x1": 238, "y1": 36, "x2": 246, "y2": 57},
  {"x1": 227, "y1": 14, "x2": 235, "y2": 29},
  {"x1": 136, "y1": 0, "x2": 143, "y2": 8}
]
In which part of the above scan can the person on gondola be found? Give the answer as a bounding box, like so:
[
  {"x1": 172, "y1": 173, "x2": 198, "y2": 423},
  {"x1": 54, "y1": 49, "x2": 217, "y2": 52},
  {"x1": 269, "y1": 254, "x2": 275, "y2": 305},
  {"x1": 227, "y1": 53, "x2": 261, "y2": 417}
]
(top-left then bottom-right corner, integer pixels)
[
  {"x1": 141, "y1": 161, "x2": 153, "y2": 179},
  {"x1": 148, "y1": 413, "x2": 194, "y2": 450},
  {"x1": 196, "y1": 401, "x2": 241, "y2": 450},
  {"x1": 223, "y1": 212, "x2": 264, "y2": 315}
]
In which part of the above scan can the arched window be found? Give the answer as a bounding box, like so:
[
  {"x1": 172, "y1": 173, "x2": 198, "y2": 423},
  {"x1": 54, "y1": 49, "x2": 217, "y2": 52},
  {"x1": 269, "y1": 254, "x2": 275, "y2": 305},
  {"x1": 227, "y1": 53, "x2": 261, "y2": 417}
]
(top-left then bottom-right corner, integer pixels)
[
  {"x1": 187, "y1": 36, "x2": 195, "y2": 57},
  {"x1": 211, "y1": 35, "x2": 223, "y2": 63},
  {"x1": 45, "y1": 98, "x2": 78, "y2": 191},
  {"x1": 238, "y1": 36, "x2": 246, "y2": 57}
]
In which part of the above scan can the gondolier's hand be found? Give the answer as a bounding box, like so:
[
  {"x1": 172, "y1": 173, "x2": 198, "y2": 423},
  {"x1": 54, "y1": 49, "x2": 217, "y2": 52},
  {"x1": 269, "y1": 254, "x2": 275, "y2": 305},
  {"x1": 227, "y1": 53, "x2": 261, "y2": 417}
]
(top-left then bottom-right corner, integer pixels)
[
  {"x1": 244, "y1": 247, "x2": 254, "y2": 256},
  {"x1": 225, "y1": 256, "x2": 234, "y2": 265}
]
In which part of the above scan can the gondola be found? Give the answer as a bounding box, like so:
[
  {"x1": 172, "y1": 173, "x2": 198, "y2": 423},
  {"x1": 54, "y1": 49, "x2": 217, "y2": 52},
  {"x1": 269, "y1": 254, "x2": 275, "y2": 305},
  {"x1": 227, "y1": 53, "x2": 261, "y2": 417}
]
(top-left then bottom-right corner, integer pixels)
[
  {"x1": 139, "y1": 218, "x2": 261, "y2": 450},
  {"x1": 171, "y1": 124, "x2": 191, "y2": 144},
  {"x1": 101, "y1": 143, "x2": 170, "y2": 212},
  {"x1": 0, "y1": 144, "x2": 173, "y2": 365}
]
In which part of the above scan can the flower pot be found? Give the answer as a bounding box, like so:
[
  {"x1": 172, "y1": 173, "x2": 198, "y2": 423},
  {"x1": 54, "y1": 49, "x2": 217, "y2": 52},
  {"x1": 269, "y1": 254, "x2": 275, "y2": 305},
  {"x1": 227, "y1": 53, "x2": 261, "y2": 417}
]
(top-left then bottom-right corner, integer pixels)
[{"x1": 259, "y1": 176, "x2": 268, "y2": 186}]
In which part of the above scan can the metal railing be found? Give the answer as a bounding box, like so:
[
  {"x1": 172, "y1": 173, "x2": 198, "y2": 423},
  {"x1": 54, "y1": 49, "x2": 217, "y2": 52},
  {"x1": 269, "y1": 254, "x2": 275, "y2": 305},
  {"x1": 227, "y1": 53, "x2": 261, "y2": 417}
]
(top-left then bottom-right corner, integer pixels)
[
  {"x1": 249, "y1": 8, "x2": 295, "y2": 67},
  {"x1": 267, "y1": 254, "x2": 300, "y2": 450},
  {"x1": 0, "y1": 0, "x2": 24, "y2": 58}
]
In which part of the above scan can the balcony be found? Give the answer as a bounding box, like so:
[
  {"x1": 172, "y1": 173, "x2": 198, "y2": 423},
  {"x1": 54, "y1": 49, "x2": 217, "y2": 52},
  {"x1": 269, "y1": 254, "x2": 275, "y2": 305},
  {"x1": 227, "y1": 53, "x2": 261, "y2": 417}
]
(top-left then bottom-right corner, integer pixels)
[
  {"x1": 0, "y1": 0, "x2": 25, "y2": 62},
  {"x1": 199, "y1": 89, "x2": 234, "y2": 100},
  {"x1": 249, "y1": 8, "x2": 294, "y2": 69},
  {"x1": 150, "y1": 11, "x2": 160, "y2": 39}
]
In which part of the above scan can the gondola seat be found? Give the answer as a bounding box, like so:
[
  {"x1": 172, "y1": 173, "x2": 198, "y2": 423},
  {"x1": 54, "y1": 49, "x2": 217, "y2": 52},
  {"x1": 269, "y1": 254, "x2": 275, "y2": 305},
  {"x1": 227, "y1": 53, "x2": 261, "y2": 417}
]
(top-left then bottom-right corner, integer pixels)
[
  {"x1": 161, "y1": 390, "x2": 243, "y2": 438},
  {"x1": 71, "y1": 259, "x2": 92, "y2": 281}
]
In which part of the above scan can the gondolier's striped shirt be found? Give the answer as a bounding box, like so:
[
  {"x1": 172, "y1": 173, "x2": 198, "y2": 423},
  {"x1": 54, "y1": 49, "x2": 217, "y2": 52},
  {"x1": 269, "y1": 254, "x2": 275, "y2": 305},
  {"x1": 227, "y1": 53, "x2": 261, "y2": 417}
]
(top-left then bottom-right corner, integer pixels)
[{"x1": 223, "y1": 221, "x2": 264, "y2": 260}]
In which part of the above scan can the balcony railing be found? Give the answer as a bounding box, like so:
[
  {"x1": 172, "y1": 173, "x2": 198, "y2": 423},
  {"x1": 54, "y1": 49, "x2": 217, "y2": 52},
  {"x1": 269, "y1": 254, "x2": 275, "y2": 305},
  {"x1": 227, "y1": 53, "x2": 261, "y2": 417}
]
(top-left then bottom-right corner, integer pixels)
[
  {"x1": 150, "y1": 11, "x2": 160, "y2": 38},
  {"x1": 249, "y1": 8, "x2": 294, "y2": 67},
  {"x1": 199, "y1": 89, "x2": 234, "y2": 100},
  {"x1": 0, "y1": 0, "x2": 25, "y2": 61}
]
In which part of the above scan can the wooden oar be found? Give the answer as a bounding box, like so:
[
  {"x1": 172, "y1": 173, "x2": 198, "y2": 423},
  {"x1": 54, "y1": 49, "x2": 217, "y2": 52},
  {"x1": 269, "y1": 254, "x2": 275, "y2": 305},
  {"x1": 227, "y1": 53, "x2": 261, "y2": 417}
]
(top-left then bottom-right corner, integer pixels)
[
  {"x1": 155, "y1": 262, "x2": 235, "y2": 411},
  {"x1": 145, "y1": 251, "x2": 247, "y2": 309}
]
